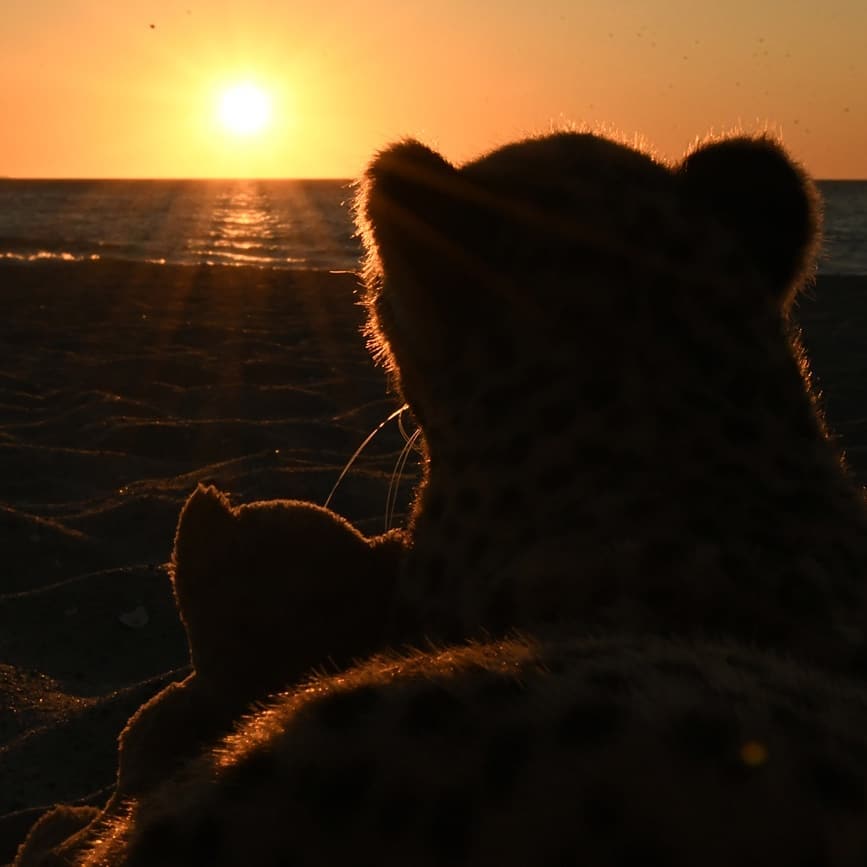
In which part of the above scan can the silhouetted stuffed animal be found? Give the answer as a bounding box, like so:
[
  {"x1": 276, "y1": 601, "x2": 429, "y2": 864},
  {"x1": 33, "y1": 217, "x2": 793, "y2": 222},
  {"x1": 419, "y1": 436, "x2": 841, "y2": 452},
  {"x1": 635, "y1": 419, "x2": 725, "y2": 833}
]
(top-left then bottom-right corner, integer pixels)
[{"x1": 14, "y1": 485, "x2": 405, "y2": 866}]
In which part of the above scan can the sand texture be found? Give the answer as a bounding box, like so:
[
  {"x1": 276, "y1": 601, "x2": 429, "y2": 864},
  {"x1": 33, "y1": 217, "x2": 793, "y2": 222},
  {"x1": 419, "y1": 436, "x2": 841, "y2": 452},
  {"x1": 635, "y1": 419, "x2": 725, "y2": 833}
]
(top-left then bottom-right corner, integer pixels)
[
  {"x1": 1, "y1": 262, "x2": 865, "y2": 862},
  {"x1": 0, "y1": 260, "x2": 419, "y2": 862}
]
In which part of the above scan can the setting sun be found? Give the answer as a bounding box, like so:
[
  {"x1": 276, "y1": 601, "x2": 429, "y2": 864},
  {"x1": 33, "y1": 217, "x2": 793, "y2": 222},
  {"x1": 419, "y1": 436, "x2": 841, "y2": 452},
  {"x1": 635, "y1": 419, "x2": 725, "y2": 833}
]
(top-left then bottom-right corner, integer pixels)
[{"x1": 218, "y1": 84, "x2": 272, "y2": 136}]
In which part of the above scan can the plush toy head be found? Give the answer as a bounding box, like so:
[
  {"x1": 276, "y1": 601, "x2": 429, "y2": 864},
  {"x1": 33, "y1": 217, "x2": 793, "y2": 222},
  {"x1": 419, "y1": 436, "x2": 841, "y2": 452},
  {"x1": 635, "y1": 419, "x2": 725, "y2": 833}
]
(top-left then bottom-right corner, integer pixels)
[
  {"x1": 170, "y1": 485, "x2": 406, "y2": 695},
  {"x1": 357, "y1": 132, "x2": 819, "y2": 440},
  {"x1": 352, "y1": 131, "x2": 840, "y2": 648}
]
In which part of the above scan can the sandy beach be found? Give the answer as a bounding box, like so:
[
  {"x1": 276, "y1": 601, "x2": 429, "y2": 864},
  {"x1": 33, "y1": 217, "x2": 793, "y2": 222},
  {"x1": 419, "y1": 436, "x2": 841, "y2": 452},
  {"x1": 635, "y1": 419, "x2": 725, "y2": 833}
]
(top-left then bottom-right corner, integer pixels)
[
  {"x1": 0, "y1": 260, "x2": 419, "y2": 862},
  {"x1": 1, "y1": 260, "x2": 865, "y2": 863}
]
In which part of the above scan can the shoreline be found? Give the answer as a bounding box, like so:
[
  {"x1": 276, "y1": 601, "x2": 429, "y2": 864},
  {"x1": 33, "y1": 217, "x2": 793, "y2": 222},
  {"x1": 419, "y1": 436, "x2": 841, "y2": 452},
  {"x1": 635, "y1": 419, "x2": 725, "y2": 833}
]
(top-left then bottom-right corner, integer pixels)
[{"x1": 1, "y1": 256, "x2": 864, "y2": 278}]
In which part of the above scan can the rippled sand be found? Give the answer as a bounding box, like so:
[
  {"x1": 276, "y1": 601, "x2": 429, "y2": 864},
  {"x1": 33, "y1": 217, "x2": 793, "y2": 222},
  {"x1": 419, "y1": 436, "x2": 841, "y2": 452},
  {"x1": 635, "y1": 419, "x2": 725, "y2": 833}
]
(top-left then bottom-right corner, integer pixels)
[{"x1": 0, "y1": 260, "x2": 419, "y2": 861}]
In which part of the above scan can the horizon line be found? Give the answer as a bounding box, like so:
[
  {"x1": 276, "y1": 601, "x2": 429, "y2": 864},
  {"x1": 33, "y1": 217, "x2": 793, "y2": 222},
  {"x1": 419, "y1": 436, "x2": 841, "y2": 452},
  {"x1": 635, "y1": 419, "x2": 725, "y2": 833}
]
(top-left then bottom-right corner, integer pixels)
[
  {"x1": 2, "y1": 175, "x2": 865, "y2": 183},
  {"x1": 0, "y1": 176, "x2": 356, "y2": 183}
]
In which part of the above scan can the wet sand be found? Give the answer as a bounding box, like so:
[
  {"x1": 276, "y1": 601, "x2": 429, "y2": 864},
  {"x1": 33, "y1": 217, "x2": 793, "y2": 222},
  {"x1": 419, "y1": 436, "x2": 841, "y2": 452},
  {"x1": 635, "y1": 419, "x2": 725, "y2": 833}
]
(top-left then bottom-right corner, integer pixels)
[{"x1": 1, "y1": 261, "x2": 865, "y2": 862}]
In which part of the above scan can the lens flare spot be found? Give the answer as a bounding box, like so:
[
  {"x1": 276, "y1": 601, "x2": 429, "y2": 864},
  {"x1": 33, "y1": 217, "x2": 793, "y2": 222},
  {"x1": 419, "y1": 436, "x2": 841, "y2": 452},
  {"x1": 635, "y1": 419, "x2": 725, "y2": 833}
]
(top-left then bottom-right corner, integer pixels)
[{"x1": 740, "y1": 740, "x2": 768, "y2": 767}]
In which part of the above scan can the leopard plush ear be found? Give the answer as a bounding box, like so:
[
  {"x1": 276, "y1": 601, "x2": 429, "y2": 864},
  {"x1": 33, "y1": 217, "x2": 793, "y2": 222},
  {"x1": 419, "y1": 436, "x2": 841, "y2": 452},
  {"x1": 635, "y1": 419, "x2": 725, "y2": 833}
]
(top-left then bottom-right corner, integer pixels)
[
  {"x1": 677, "y1": 136, "x2": 820, "y2": 309},
  {"x1": 361, "y1": 139, "x2": 469, "y2": 265}
]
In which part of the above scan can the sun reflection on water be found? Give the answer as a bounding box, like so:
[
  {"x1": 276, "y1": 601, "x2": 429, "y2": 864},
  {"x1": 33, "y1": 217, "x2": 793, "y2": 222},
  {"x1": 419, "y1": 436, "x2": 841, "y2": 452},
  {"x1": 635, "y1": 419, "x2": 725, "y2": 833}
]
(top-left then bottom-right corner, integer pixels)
[
  {"x1": 185, "y1": 180, "x2": 355, "y2": 270},
  {"x1": 190, "y1": 183, "x2": 298, "y2": 267},
  {"x1": 0, "y1": 178, "x2": 361, "y2": 271}
]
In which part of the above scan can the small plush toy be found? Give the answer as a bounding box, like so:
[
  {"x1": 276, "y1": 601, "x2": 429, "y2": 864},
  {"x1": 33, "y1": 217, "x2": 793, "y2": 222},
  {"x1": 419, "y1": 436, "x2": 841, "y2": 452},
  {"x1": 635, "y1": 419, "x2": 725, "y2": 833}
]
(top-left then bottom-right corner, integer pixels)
[{"x1": 14, "y1": 485, "x2": 405, "y2": 866}]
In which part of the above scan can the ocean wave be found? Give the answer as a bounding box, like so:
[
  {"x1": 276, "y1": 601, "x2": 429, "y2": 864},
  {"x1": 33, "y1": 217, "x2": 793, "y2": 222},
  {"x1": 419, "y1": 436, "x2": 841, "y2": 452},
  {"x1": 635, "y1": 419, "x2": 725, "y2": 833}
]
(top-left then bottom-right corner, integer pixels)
[
  {"x1": 186, "y1": 247, "x2": 307, "y2": 267},
  {"x1": 1, "y1": 250, "x2": 102, "y2": 263}
]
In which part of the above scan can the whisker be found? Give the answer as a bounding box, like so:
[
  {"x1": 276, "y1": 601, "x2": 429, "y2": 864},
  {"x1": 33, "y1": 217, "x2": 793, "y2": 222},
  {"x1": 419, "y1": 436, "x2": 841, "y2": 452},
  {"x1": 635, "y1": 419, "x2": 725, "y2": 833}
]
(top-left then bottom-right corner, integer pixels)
[
  {"x1": 385, "y1": 426, "x2": 423, "y2": 531},
  {"x1": 324, "y1": 403, "x2": 409, "y2": 510},
  {"x1": 397, "y1": 406, "x2": 414, "y2": 444}
]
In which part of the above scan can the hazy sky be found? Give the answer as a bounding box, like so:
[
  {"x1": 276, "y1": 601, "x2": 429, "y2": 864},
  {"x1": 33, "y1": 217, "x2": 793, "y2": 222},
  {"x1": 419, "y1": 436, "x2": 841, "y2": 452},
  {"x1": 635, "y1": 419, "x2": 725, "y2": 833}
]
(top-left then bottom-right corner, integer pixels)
[{"x1": 2, "y1": 0, "x2": 865, "y2": 178}]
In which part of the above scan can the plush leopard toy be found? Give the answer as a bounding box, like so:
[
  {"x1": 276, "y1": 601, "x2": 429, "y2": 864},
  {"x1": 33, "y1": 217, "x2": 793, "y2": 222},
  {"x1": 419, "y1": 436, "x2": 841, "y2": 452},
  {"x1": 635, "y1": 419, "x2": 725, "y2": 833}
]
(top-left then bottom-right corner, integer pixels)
[{"x1": 30, "y1": 131, "x2": 867, "y2": 866}]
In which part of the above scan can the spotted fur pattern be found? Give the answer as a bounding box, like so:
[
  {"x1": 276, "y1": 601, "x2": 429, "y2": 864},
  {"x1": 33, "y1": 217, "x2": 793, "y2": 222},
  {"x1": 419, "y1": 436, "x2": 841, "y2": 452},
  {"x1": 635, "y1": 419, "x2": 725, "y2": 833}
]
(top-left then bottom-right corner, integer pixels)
[{"x1": 78, "y1": 132, "x2": 867, "y2": 865}]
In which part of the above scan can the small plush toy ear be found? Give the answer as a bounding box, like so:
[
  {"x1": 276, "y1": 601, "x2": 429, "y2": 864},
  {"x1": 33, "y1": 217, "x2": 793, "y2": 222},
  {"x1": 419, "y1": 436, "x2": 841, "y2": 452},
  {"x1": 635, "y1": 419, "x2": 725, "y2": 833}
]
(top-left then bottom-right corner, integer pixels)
[
  {"x1": 361, "y1": 140, "x2": 467, "y2": 263},
  {"x1": 677, "y1": 136, "x2": 820, "y2": 308},
  {"x1": 171, "y1": 485, "x2": 235, "y2": 611}
]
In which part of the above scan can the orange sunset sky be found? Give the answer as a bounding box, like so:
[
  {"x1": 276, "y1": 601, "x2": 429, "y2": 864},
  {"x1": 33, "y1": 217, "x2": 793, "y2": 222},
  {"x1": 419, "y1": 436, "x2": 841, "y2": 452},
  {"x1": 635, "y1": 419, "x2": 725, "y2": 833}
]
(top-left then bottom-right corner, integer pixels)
[{"x1": 2, "y1": 0, "x2": 865, "y2": 179}]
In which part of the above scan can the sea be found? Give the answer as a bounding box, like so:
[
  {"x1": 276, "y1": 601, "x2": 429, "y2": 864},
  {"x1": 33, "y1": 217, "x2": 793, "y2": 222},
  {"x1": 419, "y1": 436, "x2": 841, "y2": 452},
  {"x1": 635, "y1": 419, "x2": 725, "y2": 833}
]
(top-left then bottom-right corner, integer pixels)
[{"x1": 0, "y1": 178, "x2": 865, "y2": 274}]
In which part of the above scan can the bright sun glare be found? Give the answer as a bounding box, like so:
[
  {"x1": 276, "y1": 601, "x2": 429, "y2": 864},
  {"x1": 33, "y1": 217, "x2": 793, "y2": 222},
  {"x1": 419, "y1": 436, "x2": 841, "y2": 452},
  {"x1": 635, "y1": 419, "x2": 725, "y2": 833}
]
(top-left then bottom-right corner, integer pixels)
[{"x1": 218, "y1": 84, "x2": 272, "y2": 136}]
